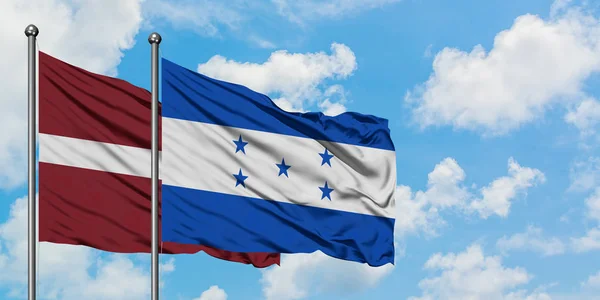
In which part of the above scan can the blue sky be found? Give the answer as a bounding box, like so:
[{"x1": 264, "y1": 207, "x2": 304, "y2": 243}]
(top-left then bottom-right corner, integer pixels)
[{"x1": 1, "y1": 0, "x2": 600, "y2": 299}]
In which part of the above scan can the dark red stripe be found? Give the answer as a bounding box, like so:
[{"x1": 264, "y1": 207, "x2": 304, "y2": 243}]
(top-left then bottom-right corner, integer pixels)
[
  {"x1": 39, "y1": 162, "x2": 279, "y2": 267},
  {"x1": 39, "y1": 51, "x2": 162, "y2": 150}
]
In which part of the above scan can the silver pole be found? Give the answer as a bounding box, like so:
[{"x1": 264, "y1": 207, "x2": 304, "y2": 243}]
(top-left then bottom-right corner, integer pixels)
[
  {"x1": 25, "y1": 24, "x2": 39, "y2": 300},
  {"x1": 148, "y1": 32, "x2": 161, "y2": 300}
]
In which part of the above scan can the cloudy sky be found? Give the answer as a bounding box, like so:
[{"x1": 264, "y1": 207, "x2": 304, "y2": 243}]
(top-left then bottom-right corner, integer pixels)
[{"x1": 1, "y1": 0, "x2": 600, "y2": 299}]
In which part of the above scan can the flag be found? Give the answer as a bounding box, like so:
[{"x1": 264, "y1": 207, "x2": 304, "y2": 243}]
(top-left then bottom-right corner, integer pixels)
[
  {"x1": 38, "y1": 52, "x2": 280, "y2": 267},
  {"x1": 160, "y1": 58, "x2": 396, "y2": 267}
]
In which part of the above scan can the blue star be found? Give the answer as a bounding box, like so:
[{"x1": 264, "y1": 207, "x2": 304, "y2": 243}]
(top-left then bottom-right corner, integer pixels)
[
  {"x1": 319, "y1": 148, "x2": 334, "y2": 167},
  {"x1": 276, "y1": 158, "x2": 291, "y2": 177},
  {"x1": 319, "y1": 181, "x2": 334, "y2": 200},
  {"x1": 233, "y1": 168, "x2": 248, "y2": 188},
  {"x1": 233, "y1": 135, "x2": 248, "y2": 154}
]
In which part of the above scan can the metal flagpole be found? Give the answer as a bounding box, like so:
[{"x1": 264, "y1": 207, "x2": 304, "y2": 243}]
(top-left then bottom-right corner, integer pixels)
[
  {"x1": 25, "y1": 24, "x2": 39, "y2": 300},
  {"x1": 148, "y1": 32, "x2": 162, "y2": 300}
]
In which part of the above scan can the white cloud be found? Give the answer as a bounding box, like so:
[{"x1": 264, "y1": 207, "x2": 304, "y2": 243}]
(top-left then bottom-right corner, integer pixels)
[
  {"x1": 504, "y1": 290, "x2": 553, "y2": 300},
  {"x1": 143, "y1": 0, "x2": 396, "y2": 46},
  {"x1": 160, "y1": 257, "x2": 176, "y2": 273},
  {"x1": 318, "y1": 99, "x2": 347, "y2": 116},
  {"x1": 0, "y1": 0, "x2": 144, "y2": 189},
  {"x1": 74, "y1": 256, "x2": 149, "y2": 300},
  {"x1": 143, "y1": 0, "x2": 244, "y2": 37},
  {"x1": 565, "y1": 98, "x2": 600, "y2": 137},
  {"x1": 272, "y1": 0, "x2": 401, "y2": 25},
  {"x1": 395, "y1": 158, "x2": 469, "y2": 237},
  {"x1": 394, "y1": 184, "x2": 444, "y2": 237},
  {"x1": 581, "y1": 270, "x2": 600, "y2": 289},
  {"x1": 409, "y1": 244, "x2": 540, "y2": 300},
  {"x1": 568, "y1": 157, "x2": 600, "y2": 192},
  {"x1": 570, "y1": 187, "x2": 600, "y2": 253},
  {"x1": 272, "y1": 98, "x2": 306, "y2": 113},
  {"x1": 0, "y1": 196, "x2": 172, "y2": 299},
  {"x1": 317, "y1": 85, "x2": 348, "y2": 116},
  {"x1": 260, "y1": 252, "x2": 393, "y2": 300},
  {"x1": 197, "y1": 43, "x2": 356, "y2": 113},
  {"x1": 496, "y1": 226, "x2": 566, "y2": 257},
  {"x1": 194, "y1": 285, "x2": 228, "y2": 300},
  {"x1": 406, "y1": 4, "x2": 600, "y2": 135},
  {"x1": 420, "y1": 157, "x2": 470, "y2": 209},
  {"x1": 571, "y1": 228, "x2": 600, "y2": 253},
  {"x1": 423, "y1": 44, "x2": 434, "y2": 58},
  {"x1": 469, "y1": 158, "x2": 546, "y2": 219},
  {"x1": 550, "y1": 0, "x2": 574, "y2": 18},
  {"x1": 396, "y1": 157, "x2": 545, "y2": 237},
  {"x1": 248, "y1": 35, "x2": 277, "y2": 49},
  {"x1": 585, "y1": 188, "x2": 600, "y2": 222},
  {"x1": 145, "y1": 0, "x2": 399, "y2": 39}
]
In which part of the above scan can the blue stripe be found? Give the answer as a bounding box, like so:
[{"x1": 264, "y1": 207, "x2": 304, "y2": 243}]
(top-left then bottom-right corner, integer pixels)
[
  {"x1": 161, "y1": 58, "x2": 395, "y2": 151},
  {"x1": 162, "y1": 185, "x2": 395, "y2": 267}
]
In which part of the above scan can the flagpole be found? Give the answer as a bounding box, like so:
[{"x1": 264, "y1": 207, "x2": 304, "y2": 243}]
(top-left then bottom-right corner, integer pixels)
[
  {"x1": 149, "y1": 32, "x2": 162, "y2": 300},
  {"x1": 25, "y1": 24, "x2": 39, "y2": 300},
  {"x1": 24, "y1": 24, "x2": 39, "y2": 300}
]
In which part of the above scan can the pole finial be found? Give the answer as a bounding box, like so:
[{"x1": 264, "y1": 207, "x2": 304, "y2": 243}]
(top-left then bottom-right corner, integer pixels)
[
  {"x1": 24, "y1": 24, "x2": 39, "y2": 37},
  {"x1": 148, "y1": 32, "x2": 162, "y2": 44}
]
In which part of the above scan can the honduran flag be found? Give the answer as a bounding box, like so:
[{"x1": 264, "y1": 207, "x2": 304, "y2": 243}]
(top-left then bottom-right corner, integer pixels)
[
  {"x1": 160, "y1": 58, "x2": 397, "y2": 266},
  {"x1": 38, "y1": 52, "x2": 279, "y2": 267}
]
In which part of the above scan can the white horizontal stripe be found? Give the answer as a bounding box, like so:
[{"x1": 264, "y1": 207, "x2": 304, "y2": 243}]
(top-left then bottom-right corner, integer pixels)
[
  {"x1": 39, "y1": 121, "x2": 397, "y2": 218},
  {"x1": 162, "y1": 118, "x2": 396, "y2": 218},
  {"x1": 39, "y1": 133, "x2": 154, "y2": 178}
]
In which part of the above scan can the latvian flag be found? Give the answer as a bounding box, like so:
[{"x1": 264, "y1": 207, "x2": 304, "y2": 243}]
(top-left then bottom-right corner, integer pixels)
[{"x1": 37, "y1": 51, "x2": 279, "y2": 267}]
